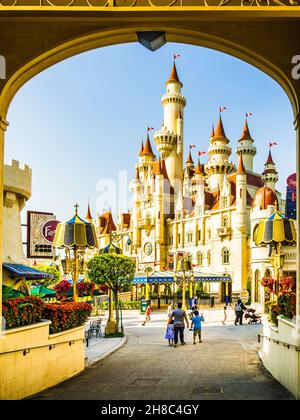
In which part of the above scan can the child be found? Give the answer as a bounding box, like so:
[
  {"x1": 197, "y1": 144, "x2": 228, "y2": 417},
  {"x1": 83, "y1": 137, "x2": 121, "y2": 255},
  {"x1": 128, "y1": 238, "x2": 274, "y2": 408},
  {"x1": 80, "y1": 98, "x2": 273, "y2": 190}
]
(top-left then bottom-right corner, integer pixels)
[
  {"x1": 142, "y1": 303, "x2": 151, "y2": 326},
  {"x1": 222, "y1": 305, "x2": 227, "y2": 326},
  {"x1": 165, "y1": 319, "x2": 175, "y2": 346},
  {"x1": 191, "y1": 311, "x2": 205, "y2": 344}
]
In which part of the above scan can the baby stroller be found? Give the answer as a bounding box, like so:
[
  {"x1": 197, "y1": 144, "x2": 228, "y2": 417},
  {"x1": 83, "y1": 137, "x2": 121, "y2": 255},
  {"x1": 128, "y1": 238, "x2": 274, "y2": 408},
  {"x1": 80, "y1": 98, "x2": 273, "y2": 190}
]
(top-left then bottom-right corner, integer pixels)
[{"x1": 244, "y1": 308, "x2": 262, "y2": 324}]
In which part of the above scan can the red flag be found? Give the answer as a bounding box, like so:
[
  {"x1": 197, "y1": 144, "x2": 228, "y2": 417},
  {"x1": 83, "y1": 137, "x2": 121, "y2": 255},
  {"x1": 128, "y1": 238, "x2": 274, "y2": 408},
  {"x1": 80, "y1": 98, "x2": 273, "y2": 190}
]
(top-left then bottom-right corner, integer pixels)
[
  {"x1": 219, "y1": 106, "x2": 227, "y2": 113},
  {"x1": 198, "y1": 151, "x2": 206, "y2": 156},
  {"x1": 246, "y1": 112, "x2": 253, "y2": 117},
  {"x1": 190, "y1": 144, "x2": 196, "y2": 149},
  {"x1": 147, "y1": 127, "x2": 155, "y2": 132},
  {"x1": 174, "y1": 53, "x2": 181, "y2": 60},
  {"x1": 269, "y1": 142, "x2": 278, "y2": 148}
]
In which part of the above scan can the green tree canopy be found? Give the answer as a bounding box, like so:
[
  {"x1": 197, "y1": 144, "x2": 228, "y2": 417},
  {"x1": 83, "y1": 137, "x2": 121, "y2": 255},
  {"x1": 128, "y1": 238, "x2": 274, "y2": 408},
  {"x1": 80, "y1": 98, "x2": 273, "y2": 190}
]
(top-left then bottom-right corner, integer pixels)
[
  {"x1": 33, "y1": 265, "x2": 61, "y2": 287},
  {"x1": 86, "y1": 253, "x2": 135, "y2": 292}
]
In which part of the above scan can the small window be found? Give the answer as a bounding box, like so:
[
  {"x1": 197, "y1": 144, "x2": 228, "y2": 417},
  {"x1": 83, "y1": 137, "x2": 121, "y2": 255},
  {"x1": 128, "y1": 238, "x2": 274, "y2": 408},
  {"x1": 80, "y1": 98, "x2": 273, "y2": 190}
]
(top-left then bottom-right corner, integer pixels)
[
  {"x1": 198, "y1": 230, "x2": 201, "y2": 242},
  {"x1": 222, "y1": 248, "x2": 230, "y2": 265},
  {"x1": 197, "y1": 252, "x2": 204, "y2": 267},
  {"x1": 207, "y1": 251, "x2": 211, "y2": 266},
  {"x1": 223, "y1": 215, "x2": 228, "y2": 228}
]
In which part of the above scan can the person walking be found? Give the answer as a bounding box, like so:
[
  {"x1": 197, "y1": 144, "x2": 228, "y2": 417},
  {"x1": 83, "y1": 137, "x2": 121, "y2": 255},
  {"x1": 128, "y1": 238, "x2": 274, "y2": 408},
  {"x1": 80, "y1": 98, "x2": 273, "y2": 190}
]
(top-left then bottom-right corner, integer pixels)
[
  {"x1": 165, "y1": 319, "x2": 175, "y2": 346},
  {"x1": 142, "y1": 302, "x2": 151, "y2": 326},
  {"x1": 234, "y1": 298, "x2": 247, "y2": 326},
  {"x1": 191, "y1": 311, "x2": 205, "y2": 344},
  {"x1": 167, "y1": 302, "x2": 173, "y2": 318},
  {"x1": 171, "y1": 302, "x2": 189, "y2": 347},
  {"x1": 222, "y1": 305, "x2": 228, "y2": 326}
]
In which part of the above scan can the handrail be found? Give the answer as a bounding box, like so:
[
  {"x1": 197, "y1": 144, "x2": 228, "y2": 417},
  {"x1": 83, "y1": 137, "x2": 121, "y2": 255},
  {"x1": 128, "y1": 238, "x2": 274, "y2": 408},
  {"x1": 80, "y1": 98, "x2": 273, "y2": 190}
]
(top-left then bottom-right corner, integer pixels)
[
  {"x1": 258, "y1": 333, "x2": 300, "y2": 351},
  {"x1": 0, "y1": 337, "x2": 84, "y2": 357}
]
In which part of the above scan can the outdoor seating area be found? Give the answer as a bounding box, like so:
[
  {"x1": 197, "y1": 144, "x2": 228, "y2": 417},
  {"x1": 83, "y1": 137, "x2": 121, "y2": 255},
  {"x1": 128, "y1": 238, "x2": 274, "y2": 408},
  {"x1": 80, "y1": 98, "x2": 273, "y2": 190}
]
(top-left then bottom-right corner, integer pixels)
[{"x1": 85, "y1": 318, "x2": 103, "y2": 347}]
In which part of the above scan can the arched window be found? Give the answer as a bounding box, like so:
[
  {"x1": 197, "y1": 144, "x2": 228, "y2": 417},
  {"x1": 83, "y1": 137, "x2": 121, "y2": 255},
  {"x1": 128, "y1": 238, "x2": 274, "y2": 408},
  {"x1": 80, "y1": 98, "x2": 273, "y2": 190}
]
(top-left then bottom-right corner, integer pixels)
[
  {"x1": 222, "y1": 248, "x2": 230, "y2": 264},
  {"x1": 197, "y1": 251, "x2": 204, "y2": 267},
  {"x1": 254, "y1": 270, "x2": 261, "y2": 302},
  {"x1": 253, "y1": 224, "x2": 259, "y2": 242},
  {"x1": 207, "y1": 229, "x2": 211, "y2": 240},
  {"x1": 207, "y1": 251, "x2": 211, "y2": 266},
  {"x1": 223, "y1": 215, "x2": 228, "y2": 227}
]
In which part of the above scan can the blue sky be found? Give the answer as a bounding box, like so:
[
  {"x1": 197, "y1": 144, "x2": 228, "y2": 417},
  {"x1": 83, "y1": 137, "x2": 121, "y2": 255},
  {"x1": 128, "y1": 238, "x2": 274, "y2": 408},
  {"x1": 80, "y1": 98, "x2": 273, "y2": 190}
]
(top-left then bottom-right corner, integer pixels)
[{"x1": 5, "y1": 42, "x2": 295, "y2": 223}]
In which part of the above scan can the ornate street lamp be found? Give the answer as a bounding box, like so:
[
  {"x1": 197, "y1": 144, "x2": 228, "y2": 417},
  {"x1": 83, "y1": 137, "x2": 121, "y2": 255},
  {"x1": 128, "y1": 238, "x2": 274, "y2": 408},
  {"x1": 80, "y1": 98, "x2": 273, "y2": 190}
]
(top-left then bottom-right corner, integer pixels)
[
  {"x1": 254, "y1": 206, "x2": 296, "y2": 298},
  {"x1": 53, "y1": 204, "x2": 97, "y2": 302},
  {"x1": 174, "y1": 256, "x2": 194, "y2": 310}
]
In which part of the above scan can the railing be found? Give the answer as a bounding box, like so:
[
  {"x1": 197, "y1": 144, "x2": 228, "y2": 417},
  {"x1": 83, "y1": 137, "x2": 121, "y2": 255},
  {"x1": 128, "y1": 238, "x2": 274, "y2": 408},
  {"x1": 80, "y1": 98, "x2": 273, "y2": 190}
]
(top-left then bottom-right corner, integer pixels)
[
  {"x1": 258, "y1": 333, "x2": 300, "y2": 351},
  {"x1": 0, "y1": 0, "x2": 298, "y2": 9},
  {"x1": 0, "y1": 338, "x2": 83, "y2": 356},
  {"x1": 217, "y1": 227, "x2": 232, "y2": 237}
]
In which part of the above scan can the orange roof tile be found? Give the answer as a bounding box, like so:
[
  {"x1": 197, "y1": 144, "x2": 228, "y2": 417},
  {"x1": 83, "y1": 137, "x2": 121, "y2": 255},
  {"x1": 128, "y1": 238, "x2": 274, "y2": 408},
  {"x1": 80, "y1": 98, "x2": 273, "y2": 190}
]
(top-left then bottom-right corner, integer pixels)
[
  {"x1": 214, "y1": 115, "x2": 227, "y2": 140},
  {"x1": 141, "y1": 134, "x2": 155, "y2": 157},
  {"x1": 194, "y1": 159, "x2": 204, "y2": 175},
  {"x1": 166, "y1": 61, "x2": 182, "y2": 86},
  {"x1": 139, "y1": 141, "x2": 144, "y2": 156},
  {"x1": 237, "y1": 154, "x2": 245, "y2": 174},
  {"x1": 99, "y1": 211, "x2": 116, "y2": 235},
  {"x1": 210, "y1": 124, "x2": 215, "y2": 138},
  {"x1": 186, "y1": 150, "x2": 194, "y2": 165},
  {"x1": 240, "y1": 119, "x2": 252, "y2": 141},
  {"x1": 265, "y1": 150, "x2": 275, "y2": 165},
  {"x1": 86, "y1": 204, "x2": 93, "y2": 222}
]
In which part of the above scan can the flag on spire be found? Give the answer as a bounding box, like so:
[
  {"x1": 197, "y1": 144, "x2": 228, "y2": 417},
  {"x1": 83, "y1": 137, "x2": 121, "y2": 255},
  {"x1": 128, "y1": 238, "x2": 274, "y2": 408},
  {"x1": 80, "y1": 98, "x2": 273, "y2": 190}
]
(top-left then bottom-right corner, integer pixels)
[
  {"x1": 246, "y1": 112, "x2": 253, "y2": 117},
  {"x1": 219, "y1": 106, "x2": 227, "y2": 113},
  {"x1": 269, "y1": 141, "x2": 278, "y2": 148},
  {"x1": 198, "y1": 151, "x2": 206, "y2": 156},
  {"x1": 148, "y1": 127, "x2": 155, "y2": 132},
  {"x1": 173, "y1": 53, "x2": 181, "y2": 60},
  {"x1": 190, "y1": 144, "x2": 196, "y2": 149}
]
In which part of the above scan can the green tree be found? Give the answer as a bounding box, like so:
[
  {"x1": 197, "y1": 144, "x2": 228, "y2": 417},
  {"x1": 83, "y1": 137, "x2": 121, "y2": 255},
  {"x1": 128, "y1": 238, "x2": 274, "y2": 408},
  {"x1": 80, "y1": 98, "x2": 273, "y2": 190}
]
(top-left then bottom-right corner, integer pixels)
[
  {"x1": 33, "y1": 265, "x2": 61, "y2": 287},
  {"x1": 87, "y1": 253, "x2": 135, "y2": 332}
]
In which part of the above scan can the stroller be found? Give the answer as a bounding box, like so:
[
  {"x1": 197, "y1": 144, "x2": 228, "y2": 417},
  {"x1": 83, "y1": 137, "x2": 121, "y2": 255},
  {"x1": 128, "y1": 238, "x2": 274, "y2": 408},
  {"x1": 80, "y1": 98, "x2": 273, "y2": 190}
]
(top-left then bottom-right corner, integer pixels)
[{"x1": 244, "y1": 308, "x2": 262, "y2": 324}]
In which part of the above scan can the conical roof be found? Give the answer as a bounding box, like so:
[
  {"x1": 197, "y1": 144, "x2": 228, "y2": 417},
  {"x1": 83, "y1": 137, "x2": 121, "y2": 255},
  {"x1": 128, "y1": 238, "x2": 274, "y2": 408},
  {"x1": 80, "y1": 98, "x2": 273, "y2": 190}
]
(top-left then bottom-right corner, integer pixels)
[
  {"x1": 141, "y1": 134, "x2": 155, "y2": 157},
  {"x1": 194, "y1": 158, "x2": 204, "y2": 176},
  {"x1": 139, "y1": 141, "x2": 144, "y2": 156},
  {"x1": 237, "y1": 154, "x2": 245, "y2": 175},
  {"x1": 166, "y1": 61, "x2": 182, "y2": 87},
  {"x1": 265, "y1": 149, "x2": 275, "y2": 165},
  {"x1": 210, "y1": 124, "x2": 215, "y2": 138},
  {"x1": 214, "y1": 115, "x2": 227, "y2": 140},
  {"x1": 86, "y1": 204, "x2": 93, "y2": 222},
  {"x1": 186, "y1": 150, "x2": 194, "y2": 165},
  {"x1": 240, "y1": 119, "x2": 252, "y2": 141}
]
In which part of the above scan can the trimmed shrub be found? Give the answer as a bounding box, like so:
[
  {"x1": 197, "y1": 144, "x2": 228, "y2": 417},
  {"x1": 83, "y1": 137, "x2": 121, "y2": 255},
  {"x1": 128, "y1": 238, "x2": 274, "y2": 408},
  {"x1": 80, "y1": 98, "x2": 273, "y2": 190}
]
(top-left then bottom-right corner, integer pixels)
[
  {"x1": 43, "y1": 302, "x2": 92, "y2": 334},
  {"x1": 100, "y1": 300, "x2": 140, "y2": 311},
  {"x1": 269, "y1": 303, "x2": 281, "y2": 326},
  {"x1": 2, "y1": 297, "x2": 44, "y2": 329}
]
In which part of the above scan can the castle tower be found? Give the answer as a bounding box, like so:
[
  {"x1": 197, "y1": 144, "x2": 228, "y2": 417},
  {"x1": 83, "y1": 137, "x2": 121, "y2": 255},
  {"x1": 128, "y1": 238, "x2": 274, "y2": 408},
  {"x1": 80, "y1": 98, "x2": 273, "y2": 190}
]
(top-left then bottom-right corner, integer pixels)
[
  {"x1": 138, "y1": 132, "x2": 155, "y2": 183},
  {"x1": 130, "y1": 166, "x2": 142, "y2": 251},
  {"x1": 193, "y1": 158, "x2": 205, "y2": 216},
  {"x1": 262, "y1": 148, "x2": 278, "y2": 191},
  {"x1": 235, "y1": 154, "x2": 248, "y2": 292},
  {"x1": 236, "y1": 118, "x2": 257, "y2": 172},
  {"x1": 154, "y1": 61, "x2": 186, "y2": 190},
  {"x1": 154, "y1": 159, "x2": 165, "y2": 268},
  {"x1": 85, "y1": 203, "x2": 93, "y2": 224},
  {"x1": 205, "y1": 115, "x2": 235, "y2": 190}
]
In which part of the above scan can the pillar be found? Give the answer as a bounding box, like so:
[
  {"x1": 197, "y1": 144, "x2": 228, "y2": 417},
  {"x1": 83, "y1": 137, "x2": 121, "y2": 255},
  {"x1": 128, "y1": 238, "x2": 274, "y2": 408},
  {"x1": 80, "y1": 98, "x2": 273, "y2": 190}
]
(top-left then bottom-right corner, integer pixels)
[
  {"x1": 0, "y1": 118, "x2": 7, "y2": 335},
  {"x1": 295, "y1": 112, "x2": 300, "y2": 335}
]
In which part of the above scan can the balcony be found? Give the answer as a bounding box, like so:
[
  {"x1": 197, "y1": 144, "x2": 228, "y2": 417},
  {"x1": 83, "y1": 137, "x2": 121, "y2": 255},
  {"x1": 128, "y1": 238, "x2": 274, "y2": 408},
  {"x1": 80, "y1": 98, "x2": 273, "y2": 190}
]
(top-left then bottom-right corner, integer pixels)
[{"x1": 217, "y1": 227, "x2": 232, "y2": 238}]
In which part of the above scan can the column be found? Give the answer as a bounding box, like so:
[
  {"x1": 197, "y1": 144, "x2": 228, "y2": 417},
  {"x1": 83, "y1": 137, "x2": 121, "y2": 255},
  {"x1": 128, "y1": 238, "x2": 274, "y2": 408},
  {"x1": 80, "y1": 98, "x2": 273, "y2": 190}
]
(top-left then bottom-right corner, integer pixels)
[
  {"x1": 0, "y1": 118, "x2": 7, "y2": 335},
  {"x1": 295, "y1": 112, "x2": 300, "y2": 334}
]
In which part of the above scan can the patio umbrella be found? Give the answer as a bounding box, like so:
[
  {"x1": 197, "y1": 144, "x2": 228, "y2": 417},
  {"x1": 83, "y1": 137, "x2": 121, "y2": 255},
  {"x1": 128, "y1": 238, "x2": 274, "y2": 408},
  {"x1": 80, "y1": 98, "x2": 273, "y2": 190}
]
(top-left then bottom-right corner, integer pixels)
[
  {"x1": 2, "y1": 284, "x2": 26, "y2": 299},
  {"x1": 30, "y1": 285, "x2": 56, "y2": 298}
]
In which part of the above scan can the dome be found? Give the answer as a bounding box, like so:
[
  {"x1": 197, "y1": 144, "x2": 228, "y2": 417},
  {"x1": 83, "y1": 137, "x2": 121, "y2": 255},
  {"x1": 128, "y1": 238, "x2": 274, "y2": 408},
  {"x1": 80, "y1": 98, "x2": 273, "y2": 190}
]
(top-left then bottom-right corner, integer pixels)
[{"x1": 252, "y1": 185, "x2": 278, "y2": 210}]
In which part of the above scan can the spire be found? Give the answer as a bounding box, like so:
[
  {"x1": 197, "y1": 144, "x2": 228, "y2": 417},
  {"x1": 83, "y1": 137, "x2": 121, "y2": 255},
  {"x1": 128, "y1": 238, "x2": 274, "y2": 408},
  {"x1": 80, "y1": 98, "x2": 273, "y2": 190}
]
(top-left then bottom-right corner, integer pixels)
[
  {"x1": 210, "y1": 124, "x2": 215, "y2": 139},
  {"x1": 214, "y1": 115, "x2": 227, "y2": 140},
  {"x1": 86, "y1": 203, "x2": 93, "y2": 223},
  {"x1": 266, "y1": 149, "x2": 275, "y2": 165},
  {"x1": 139, "y1": 141, "x2": 144, "y2": 157},
  {"x1": 186, "y1": 150, "x2": 194, "y2": 165},
  {"x1": 194, "y1": 158, "x2": 204, "y2": 176},
  {"x1": 134, "y1": 166, "x2": 141, "y2": 182},
  {"x1": 240, "y1": 119, "x2": 252, "y2": 141},
  {"x1": 237, "y1": 154, "x2": 245, "y2": 175},
  {"x1": 166, "y1": 61, "x2": 182, "y2": 87},
  {"x1": 141, "y1": 133, "x2": 155, "y2": 157}
]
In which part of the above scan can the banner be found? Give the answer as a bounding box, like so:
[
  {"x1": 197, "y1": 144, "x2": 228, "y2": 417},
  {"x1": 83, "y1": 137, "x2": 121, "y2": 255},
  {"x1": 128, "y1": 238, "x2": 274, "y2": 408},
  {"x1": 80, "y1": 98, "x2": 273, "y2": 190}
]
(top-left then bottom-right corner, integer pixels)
[
  {"x1": 286, "y1": 173, "x2": 296, "y2": 220},
  {"x1": 27, "y1": 211, "x2": 59, "y2": 259}
]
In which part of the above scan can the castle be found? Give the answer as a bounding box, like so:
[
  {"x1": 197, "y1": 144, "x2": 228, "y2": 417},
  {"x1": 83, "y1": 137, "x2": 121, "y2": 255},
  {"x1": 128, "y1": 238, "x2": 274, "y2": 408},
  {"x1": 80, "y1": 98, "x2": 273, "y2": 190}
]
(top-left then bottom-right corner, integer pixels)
[{"x1": 94, "y1": 61, "x2": 297, "y2": 306}]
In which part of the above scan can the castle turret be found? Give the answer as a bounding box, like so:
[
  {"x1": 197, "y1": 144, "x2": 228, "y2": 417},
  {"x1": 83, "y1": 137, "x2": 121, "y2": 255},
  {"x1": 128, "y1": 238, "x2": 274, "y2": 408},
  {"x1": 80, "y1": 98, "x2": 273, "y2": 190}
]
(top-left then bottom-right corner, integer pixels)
[
  {"x1": 236, "y1": 154, "x2": 247, "y2": 230},
  {"x1": 205, "y1": 115, "x2": 235, "y2": 190},
  {"x1": 154, "y1": 61, "x2": 186, "y2": 190},
  {"x1": 130, "y1": 166, "x2": 142, "y2": 251},
  {"x1": 262, "y1": 148, "x2": 278, "y2": 191},
  {"x1": 193, "y1": 158, "x2": 205, "y2": 216},
  {"x1": 236, "y1": 118, "x2": 257, "y2": 172},
  {"x1": 154, "y1": 159, "x2": 165, "y2": 268},
  {"x1": 138, "y1": 132, "x2": 155, "y2": 183},
  {"x1": 85, "y1": 203, "x2": 93, "y2": 224}
]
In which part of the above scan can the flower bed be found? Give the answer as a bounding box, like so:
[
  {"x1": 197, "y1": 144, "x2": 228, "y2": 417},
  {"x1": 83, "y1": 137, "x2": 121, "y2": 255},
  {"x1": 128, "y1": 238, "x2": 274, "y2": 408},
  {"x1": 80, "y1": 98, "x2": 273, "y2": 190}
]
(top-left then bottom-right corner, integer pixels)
[
  {"x1": 42, "y1": 302, "x2": 92, "y2": 334},
  {"x1": 2, "y1": 297, "x2": 44, "y2": 329}
]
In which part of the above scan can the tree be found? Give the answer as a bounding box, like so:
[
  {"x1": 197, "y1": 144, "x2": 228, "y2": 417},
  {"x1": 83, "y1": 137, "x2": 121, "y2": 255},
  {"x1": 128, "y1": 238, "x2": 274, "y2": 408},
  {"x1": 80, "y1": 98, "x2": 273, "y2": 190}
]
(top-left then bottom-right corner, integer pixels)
[
  {"x1": 87, "y1": 253, "x2": 135, "y2": 332},
  {"x1": 33, "y1": 265, "x2": 61, "y2": 287}
]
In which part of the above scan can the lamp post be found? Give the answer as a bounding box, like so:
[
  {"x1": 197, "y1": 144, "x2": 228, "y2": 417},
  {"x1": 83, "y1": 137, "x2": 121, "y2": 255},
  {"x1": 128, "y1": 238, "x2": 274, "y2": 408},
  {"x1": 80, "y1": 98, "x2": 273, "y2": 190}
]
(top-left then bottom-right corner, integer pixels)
[
  {"x1": 174, "y1": 256, "x2": 194, "y2": 310},
  {"x1": 53, "y1": 204, "x2": 97, "y2": 302}
]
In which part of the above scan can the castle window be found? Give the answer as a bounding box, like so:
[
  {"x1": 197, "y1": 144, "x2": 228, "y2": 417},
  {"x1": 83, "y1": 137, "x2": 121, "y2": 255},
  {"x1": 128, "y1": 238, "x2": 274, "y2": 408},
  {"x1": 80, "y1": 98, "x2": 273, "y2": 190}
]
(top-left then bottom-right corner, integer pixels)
[
  {"x1": 198, "y1": 230, "x2": 201, "y2": 242},
  {"x1": 222, "y1": 248, "x2": 230, "y2": 265},
  {"x1": 207, "y1": 229, "x2": 211, "y2": 240},
  {"x1": 223, "y1": 215, "x2": 228, "y2": 228},
  {"x1": 207, "y1": 251, "x2": 211, "y2": 266},
  {"x1": 178, "y1": 233, "x2": 181, "y2": 244},
  {"x1": 197, "y1": 252, "x2": 204, "y2": 267}
]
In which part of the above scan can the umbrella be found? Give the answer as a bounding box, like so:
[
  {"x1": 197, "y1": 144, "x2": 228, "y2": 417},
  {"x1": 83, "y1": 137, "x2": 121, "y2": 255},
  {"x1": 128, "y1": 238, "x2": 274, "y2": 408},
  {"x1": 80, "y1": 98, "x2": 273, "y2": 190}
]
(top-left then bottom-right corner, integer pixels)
[
  {"x1": 30, "y1": 285, "x2": 56, "y2": 298},
  {"x1": 2, "y1": 284, "x2": 26, "y2": 299}
]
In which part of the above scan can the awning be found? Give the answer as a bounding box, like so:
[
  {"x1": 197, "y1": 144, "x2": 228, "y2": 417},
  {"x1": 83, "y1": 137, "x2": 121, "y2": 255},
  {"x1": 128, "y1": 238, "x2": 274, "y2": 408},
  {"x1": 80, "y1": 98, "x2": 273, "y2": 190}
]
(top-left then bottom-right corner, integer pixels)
[
  {"x1": 3, "y1": 263, "x2": 52, "y2": 280},
  {"x1": 133, "y1": 270, "x2": 231, "y2": 285},
  {"x1": 30, "y1": 285, "x2": 56, "y2": 298}
]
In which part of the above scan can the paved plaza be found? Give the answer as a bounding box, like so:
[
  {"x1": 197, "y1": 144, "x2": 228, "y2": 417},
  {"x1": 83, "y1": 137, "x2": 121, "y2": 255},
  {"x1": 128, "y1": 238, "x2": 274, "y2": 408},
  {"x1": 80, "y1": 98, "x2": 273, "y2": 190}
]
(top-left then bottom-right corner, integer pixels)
[{"x1": 32, "y1": 308, "x2": 294, "y2": 400}]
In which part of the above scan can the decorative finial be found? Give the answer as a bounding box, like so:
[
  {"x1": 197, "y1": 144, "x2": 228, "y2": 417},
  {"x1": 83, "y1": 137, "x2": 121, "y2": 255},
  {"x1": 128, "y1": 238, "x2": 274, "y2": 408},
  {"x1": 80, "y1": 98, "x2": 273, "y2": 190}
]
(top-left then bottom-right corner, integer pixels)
[{"x1": 74, "y1": 203, "x2": 79, "y2": 215}]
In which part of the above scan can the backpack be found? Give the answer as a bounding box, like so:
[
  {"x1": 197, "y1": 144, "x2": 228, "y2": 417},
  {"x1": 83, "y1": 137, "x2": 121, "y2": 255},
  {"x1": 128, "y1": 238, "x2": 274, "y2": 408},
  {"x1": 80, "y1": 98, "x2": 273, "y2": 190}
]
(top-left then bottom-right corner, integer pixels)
[{"x1": 235, "y1": 303, "x2": 242, "y2": 312}]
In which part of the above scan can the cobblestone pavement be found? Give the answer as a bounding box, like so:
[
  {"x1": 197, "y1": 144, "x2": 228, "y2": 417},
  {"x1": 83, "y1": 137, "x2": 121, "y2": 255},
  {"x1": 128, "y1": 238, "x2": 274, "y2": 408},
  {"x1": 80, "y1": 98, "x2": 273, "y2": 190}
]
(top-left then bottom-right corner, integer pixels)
[{"x1": 32, "y1": 308, "x2": 294, "y2": 400}]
